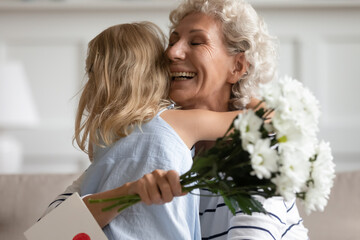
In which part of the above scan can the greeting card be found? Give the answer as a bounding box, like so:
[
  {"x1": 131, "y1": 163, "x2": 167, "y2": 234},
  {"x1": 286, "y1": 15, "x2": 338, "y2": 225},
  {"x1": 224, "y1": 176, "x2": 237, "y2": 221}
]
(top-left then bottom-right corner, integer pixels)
[{"x1": 24, "y1": 192, "x2": 108, "y2": 240}]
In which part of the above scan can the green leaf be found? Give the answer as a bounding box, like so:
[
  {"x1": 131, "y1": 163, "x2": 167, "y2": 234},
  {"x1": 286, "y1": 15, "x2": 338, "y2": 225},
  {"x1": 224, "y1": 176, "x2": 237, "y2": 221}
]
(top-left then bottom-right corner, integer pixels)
[
  {"x1": 255, "y1": 107, "x2": 266, "y2": 118},
  {"x1": 233, "y1": 195, "x2": 267, "y2": 215},
  {"x1": 222, "y1": 194, "x2": 237, "y2": 215}
]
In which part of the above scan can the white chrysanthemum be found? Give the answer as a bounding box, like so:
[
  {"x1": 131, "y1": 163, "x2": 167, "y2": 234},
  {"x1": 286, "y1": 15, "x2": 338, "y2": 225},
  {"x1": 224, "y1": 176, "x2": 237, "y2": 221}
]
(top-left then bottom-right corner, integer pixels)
[
  {"x1": 272, "y1": 112, "x2": 302, "y2": 142},
  {"x1": 234, "y1": 111, "x2": 262, "y2": 151},
  {"x1": 271, "y1": 174, "x2": 295, "y2": 201},
  {"x1": 261, "y1": 76, "x2": 321, "y2": 141},
  {"x1": 259, "y1": 80, "x2": 282, "y2": 109},
  {"x1": 303, "y1": 141, "x2": 335, "y2": 214},
  {"x1": 273, "y1": 147, "x2": 310, "y2": 200},
  {"x1": 277, "y1": 77, "x2": 305, "y2": 117},
  {"x1": 277, "y1": 134, "x2": 317, "y2": 162},
  {"x1": 249, "y1": 138, "x2": 279, "y2": 179},
  {"x1": 263, "y1": 122, "x2": 274, "y2": 133},
  {"x1": 298, "y1": 84, "x2": 321, "y2": 129},
  {"x1": 259, "y1": 75, "x2": 332, "y2": 214}
]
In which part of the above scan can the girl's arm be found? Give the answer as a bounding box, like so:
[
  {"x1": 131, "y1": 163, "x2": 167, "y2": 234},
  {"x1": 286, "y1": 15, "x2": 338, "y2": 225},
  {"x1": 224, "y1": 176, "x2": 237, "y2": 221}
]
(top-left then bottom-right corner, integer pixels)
[
  {"x1": 83, "y1": 169, "x2": 184, "y2": 228},
  {"x1": 161, "y1": 109, "x2": 242, "y2": 149},
  {"x1": 161, "y1": 98, "x2": 265, "y2": 149}
]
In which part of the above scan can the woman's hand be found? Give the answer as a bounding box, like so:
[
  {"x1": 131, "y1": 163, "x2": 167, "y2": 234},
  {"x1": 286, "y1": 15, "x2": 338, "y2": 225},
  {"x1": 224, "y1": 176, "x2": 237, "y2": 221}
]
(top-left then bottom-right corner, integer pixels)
[{"x1": 127, "y1": 169, "x2": 186, "y2": 205}]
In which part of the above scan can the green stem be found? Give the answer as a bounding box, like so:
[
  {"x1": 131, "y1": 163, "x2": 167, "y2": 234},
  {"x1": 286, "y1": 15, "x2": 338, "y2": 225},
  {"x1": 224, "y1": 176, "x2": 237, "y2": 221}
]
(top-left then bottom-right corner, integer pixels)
[
  {"x1": 263, "y1": 108, "x2": 274, "y2": 119},
  {"x1": 253, "y1": 100, "x2": 265, "y2": 111},
  {"x1": 180, "y1": 173, "x2": 213, "y2": 186},
  {"x1": 182, "y1": 183, "x2": 216, "y2": 193},
  {"x1": 231, "y1": 161, "x2": 251, "y2": 169},
  {"x1": 88, "y1": 195, "x2": 140, "y2": 203}
]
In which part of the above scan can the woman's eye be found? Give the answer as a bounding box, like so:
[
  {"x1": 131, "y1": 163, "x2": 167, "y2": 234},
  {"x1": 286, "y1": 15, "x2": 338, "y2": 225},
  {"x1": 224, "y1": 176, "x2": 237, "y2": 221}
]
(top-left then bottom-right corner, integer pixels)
[
  {"x1": 191, "y1": 42, "x2": 203, "y2": 46},
  {"x1": 169, "y1": 40, "x2": 178, "y2": 46},
  {"x1": 168, "y1": 38, "x2": 178, "y2": 46}
]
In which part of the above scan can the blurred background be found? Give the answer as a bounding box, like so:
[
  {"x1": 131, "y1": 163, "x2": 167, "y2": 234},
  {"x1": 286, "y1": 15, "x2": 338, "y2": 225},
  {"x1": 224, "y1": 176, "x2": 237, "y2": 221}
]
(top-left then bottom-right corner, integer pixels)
[{"x1": 0, "y1": 0, "x2": 359, "y2": 174}]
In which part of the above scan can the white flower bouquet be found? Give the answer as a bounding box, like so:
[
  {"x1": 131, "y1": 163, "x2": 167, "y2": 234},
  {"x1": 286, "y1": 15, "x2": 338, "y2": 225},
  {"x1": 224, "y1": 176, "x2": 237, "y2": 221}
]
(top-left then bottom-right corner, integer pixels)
[{"x1": 90, "y1": 76, "x2": 335, "y2": 215}]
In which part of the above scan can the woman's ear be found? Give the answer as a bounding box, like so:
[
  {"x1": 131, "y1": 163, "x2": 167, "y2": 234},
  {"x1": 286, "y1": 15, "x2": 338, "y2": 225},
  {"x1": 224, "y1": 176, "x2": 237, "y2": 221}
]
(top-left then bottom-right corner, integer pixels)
[{"x1": 227, "y1": 52, "x2": 248, "y2": 84}]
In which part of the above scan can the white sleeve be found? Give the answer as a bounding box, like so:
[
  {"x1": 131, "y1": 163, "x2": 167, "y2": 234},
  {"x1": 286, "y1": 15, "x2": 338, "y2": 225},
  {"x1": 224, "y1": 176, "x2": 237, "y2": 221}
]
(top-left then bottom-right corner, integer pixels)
[
  {"x1": 281, "y1": 199, "x2": 309, "y2": 240},
  {"x1": 227, "y1": 197, "x2": 309, "y2": 240},
  {"x1": 227, "y1": 196, "x2": 286, "y2": 240},
  {"x1": 200, "y1": 192, "x2": 309, "y2": 240},
  {"x1": 200, "y1": 193, "x2": 286, "y2": 240},
  {"x1": 39, "y1": 171, "x2": 85, "y2": 220}
]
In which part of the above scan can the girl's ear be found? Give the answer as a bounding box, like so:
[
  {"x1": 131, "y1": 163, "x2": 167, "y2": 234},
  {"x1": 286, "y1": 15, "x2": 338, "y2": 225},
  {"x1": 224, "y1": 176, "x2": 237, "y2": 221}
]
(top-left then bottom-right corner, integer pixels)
[{"x1": 227, "y1": 52, "x2": 248, "y2": 84}]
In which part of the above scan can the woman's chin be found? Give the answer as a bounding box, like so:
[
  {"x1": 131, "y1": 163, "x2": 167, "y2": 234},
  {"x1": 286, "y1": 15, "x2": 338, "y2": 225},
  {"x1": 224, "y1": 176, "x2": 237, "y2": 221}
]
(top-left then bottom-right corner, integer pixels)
[
  {"x1": 170, "y1": 77, "x2": 194, "y2": 89},
  {"x1": 169, "y1": 89, "x2": 194, "y2": 108}
]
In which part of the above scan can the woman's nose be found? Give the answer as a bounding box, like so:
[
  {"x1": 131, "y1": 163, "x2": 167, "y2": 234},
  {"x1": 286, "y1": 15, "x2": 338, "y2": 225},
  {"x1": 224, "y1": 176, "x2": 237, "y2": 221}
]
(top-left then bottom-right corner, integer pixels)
[{"x1": 166, "y1": 41, "x2": 186, "y2": 61}]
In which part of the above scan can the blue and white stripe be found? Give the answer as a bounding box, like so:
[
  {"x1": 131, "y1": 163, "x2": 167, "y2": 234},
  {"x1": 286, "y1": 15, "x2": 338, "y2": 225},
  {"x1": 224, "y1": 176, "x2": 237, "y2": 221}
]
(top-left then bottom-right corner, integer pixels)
[{"x1": 199, "y1": 189, "x2": 309, "y2": 240}]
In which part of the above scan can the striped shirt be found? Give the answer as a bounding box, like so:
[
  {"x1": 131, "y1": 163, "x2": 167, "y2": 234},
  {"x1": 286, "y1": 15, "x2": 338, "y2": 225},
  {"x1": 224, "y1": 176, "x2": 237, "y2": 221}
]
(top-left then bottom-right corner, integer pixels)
[{"x1": 199, "y1": 189, "x2": 309, "y2": 240}]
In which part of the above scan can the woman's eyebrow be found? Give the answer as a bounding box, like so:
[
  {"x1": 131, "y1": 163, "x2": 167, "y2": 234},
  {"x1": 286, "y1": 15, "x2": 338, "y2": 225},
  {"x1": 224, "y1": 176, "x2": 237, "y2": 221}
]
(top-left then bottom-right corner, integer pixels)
[
  {"x1": 189, "y1": 29, "x2": 206, "y2": 33},
  {"x1": 170, "y1": 31, "x2": 179, "y2": 36},
  {"x1": 170, "y1": 29, "x2": 207, "y2": 36}
]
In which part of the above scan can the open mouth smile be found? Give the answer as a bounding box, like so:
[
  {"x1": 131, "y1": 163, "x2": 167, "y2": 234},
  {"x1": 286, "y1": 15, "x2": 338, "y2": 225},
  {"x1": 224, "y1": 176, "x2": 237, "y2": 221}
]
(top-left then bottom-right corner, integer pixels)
[{"x1": 170, "y1": 72, "x2": 197, "y2": 81}]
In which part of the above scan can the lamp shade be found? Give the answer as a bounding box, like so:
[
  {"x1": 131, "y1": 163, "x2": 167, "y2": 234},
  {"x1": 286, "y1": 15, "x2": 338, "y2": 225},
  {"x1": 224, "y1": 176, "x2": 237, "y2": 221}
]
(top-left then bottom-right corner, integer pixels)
[{"x1": 0, "y1": 62, "x2": 39, "y2": 128}]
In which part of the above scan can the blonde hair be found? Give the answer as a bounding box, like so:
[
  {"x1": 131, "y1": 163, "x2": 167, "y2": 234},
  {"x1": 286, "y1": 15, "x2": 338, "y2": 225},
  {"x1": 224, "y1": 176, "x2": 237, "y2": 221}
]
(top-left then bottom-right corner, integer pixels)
[
  {"x1": 75, "y1": 22, "x2": 170, "y2": 154},
  {"x1": 169, "y1": 0, "x2": 278, "y2": 109}
]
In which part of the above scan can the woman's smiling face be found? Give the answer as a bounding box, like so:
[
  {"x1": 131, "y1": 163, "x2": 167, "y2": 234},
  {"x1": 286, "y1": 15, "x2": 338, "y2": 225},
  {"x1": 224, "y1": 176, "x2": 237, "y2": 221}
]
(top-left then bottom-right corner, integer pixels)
[{"x1": 166, "y1": 12, "x2": 238, "y2": 111}]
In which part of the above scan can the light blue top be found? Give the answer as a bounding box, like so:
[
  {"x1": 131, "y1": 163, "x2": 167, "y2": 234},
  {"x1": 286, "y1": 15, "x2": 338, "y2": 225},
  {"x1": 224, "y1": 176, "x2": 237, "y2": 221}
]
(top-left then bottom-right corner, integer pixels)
[{"x1": 80, "y1": 107, "x2": 201, "y2": 240}]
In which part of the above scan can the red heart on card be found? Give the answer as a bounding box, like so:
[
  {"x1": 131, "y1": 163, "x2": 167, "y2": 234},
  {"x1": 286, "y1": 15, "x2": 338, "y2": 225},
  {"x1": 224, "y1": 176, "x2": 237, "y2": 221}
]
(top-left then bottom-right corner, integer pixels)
[{"x1": 73, "y1": 233, "x2": 91, "y2": 240}]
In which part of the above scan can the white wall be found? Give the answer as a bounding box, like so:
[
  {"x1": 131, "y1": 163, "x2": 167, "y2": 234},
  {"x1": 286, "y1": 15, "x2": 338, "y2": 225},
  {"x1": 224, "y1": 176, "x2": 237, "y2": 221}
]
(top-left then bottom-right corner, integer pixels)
[{"x1": 0, "y1": 0, "x2": 359, "y2": 173}]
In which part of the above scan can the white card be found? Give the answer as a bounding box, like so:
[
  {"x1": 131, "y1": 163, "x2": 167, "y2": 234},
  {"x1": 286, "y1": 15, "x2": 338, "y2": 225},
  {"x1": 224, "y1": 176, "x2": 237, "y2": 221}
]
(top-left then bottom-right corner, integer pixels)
[{"x1": 24, "y1": 192, "x2": 108, "y2": 240}]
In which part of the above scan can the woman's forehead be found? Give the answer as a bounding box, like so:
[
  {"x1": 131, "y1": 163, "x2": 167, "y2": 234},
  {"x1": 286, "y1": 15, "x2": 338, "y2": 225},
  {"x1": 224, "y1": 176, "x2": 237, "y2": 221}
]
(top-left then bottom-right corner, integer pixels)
[{"x1": 172, "y1": 13, "x2": 221, "y2": 35}]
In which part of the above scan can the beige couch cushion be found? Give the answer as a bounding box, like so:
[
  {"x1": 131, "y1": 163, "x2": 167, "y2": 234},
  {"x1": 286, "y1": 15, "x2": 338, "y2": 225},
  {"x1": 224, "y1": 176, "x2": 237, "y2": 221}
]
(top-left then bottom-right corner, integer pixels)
[{"x1": 0, "y1": 173, "x2": 79, "y2": 240}]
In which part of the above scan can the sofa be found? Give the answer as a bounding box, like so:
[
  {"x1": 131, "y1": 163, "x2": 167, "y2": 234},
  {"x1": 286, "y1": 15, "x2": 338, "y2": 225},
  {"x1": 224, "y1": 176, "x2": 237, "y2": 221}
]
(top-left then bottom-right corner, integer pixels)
[{"x1": 1, "y1": 171, "x2": 359, "y2": 240}]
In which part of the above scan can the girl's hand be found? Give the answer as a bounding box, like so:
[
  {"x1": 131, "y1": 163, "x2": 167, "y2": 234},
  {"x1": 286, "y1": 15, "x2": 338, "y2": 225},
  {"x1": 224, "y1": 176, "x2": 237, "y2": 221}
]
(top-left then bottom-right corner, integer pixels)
[
  {"x1": 127, "y1": 169, "x2": 186, "y2": 205},
  {"x1": 247, "y1": 98, "x2": 264, "y2": 110},
  {"x1": 83, "y1": 169, "x2": 185, "y2": 227}
]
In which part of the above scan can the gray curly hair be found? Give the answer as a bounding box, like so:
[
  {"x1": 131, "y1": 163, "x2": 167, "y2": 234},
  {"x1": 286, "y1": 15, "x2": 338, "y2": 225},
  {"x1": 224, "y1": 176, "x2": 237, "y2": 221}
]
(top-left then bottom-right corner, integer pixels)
[{"x1": 169, "y1": 0, "x2": 278, "y2": 110}]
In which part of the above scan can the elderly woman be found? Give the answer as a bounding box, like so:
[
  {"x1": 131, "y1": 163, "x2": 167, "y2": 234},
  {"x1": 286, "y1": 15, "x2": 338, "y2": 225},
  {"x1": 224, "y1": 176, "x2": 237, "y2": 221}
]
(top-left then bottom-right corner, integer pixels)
[
  {"x1": 166, "y1": 1, "x2": 308, "y2": 239},
  {"x1": 43, "y1": 0, "x2": 309, "y2": 239},
  {"x1": 167, "y1": 0, "x2": 307, "y2": 239}
]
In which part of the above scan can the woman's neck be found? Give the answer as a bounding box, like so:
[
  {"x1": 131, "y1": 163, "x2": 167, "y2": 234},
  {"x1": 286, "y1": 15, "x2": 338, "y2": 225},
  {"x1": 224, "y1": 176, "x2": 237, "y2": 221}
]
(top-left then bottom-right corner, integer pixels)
[
  {"x1": 192, "y1": 100, "x2": 229, "y2": 153},
  {"x1": 183, "y1": 100, "x2": 228, "y2": 112}
]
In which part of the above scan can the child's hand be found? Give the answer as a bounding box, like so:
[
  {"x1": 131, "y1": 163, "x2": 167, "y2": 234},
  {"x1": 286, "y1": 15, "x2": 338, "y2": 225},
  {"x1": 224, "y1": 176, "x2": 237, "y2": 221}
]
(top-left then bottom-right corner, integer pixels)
[
  {"x1": 247, "y1": 97, "x2": 273, "y2": 122},
  {"x1": 127, "y1": 169, "x2": 186, "y2": 205},
  {"x1": 246, "y1": 97, "x2": 264, "y2": 110}
]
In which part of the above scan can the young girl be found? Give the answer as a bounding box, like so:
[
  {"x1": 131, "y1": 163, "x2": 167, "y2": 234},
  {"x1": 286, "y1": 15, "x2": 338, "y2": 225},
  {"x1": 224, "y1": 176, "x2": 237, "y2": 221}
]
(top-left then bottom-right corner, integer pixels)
[{"x1": 66, "y1": 22, "x2": 248, "y2": 239}]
